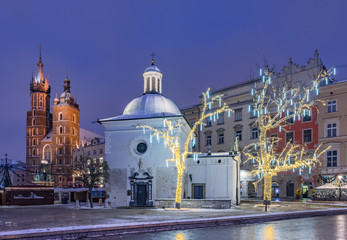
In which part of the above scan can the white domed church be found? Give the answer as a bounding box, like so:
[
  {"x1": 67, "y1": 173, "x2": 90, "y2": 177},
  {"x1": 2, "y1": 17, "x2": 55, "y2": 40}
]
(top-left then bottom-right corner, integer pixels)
[
  {"x1": 99, "y1": 59, "x2": 240, "y2": 208},
  {"x1": 99, "y1": 59, "x2": 192, "y2": 207}
]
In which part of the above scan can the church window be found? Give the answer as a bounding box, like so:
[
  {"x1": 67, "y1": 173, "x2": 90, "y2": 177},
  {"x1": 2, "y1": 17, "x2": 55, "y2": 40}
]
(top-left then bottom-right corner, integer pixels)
[
  {"x1": 146, "y1": 77, "x2": 150, "y2": 92},
  {"x1": 33, "y1": 95, "x2": 37, "y2": 106},
  {"x1": 136, "y1": 142, "x2": 147, "y2": 154},
  {"x1": 32, "y1": 118, "x2": 36, "y2": 126},
  {"x1": 33, "y1": 149, "x2": 36, "y2": 156},
  {"x1": 152, "y1": 77, "x2": 156, "y2": 92},
  {"x1": 33, "y1": 139, "x2": 36, "y2": 146},
  {"x1": 39, "y1": 95, "x2": 43, "y2": 107},
  {"x1": 73, "y1": 128, "x2": 75, "y2": 135},
  {"x1": 73, "y1": 114, "x2": 76, "y2": 123},
  {"x1": 32, "y1": 109, "x2": 36, "y2": 116},
  {"x1": 33, "y1": 159, "x2": 35, "y2": 165},
  {"x1": 32, "y1": 128, "x2": 35, "y2": 136},
  {"x1": 43, "y1": 145, "x2": 52, "y2": 163},
  {"x1": 59, "y1": 112, "x2": 63, "y2": 121},
  {"x1": 59, "y1": 126, "x2": 63, "y2": 134}
]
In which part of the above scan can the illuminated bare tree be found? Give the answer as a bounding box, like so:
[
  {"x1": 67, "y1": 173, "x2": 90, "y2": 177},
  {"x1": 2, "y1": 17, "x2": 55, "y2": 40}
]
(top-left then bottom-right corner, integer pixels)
[
  {"x1": 243, "y1": 66, "x2": 332, "y2": 202},
  {"x1": 73, "y1": 156, "x2": 109, "y2": 208},
  {"x1": 138, "y1": 88, "x2": 233, "y2": 209}
]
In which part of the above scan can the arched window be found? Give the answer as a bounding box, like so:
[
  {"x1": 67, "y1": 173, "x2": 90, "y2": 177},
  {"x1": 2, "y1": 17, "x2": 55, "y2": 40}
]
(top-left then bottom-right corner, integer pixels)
[
  {"x1": 59, "y1": 126, "x2": 63, "y2": 134},
  {"x1": 32, "y1": 109, "x2": 36, "y2": 116},
  {"x1": 73, "y1": 114, "x2": 76, "y2": 123},
  {"x1": 157, "y1": 79, "x2": 160, "y2": 93},
  {"x1": 33, "y1": 94, "x2": 37, "y2": 106},
  {"x1": 32, "y1": 118, "x2": 36, "y2": 126},
  {"x1": 152, "y1": 77, "x2": 156, "y2": 92},
  {"x1": 39, "y1": 95, "x2": 43, "y2": 107},
  {"x1": 59, "y1": 112, "x2": 63, "y2": 121},
  {"x1": 33, "y1": 148, "x2": 36, "y2": 156},
  {"x1": 32, "y1": 128, "x2": 35, "y2": 136},
  {"x1": 43, "y1": 144, "x2": 52, "y2": 163},
  {"x1": 146, "y1": 77, "x2": 150, "y2": 92},
  {"x1": 33, "y1": 139, "x2": 36, "y2": 146},
  {"x1": 72, "y1": 127, "x2": 75, "y2": 135}
]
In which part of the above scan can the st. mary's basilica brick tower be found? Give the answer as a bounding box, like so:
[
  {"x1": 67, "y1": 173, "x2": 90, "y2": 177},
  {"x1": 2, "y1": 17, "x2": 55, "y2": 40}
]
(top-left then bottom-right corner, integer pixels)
[{"x1": 26, "y1": 48, "x2": 80, "y2": 187}]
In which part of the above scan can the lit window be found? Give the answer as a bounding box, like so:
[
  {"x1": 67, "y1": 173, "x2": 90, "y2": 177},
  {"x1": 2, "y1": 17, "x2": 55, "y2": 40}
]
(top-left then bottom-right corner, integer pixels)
[
  {"x1": 303, "y1": 129, "x2": 312, "y2": 143},
  {"x1": 218, "y1": 133, "x2": 224, "y2": 144},
  {"x1": 327, "y1": 123, "x2": 337, "y2": 137},
  {"x1": 327, "y1": 100, "x2": 337, "y2": 113},
  {"x1": 327, "y1": 150, "x2": 337, "y2": 167}
]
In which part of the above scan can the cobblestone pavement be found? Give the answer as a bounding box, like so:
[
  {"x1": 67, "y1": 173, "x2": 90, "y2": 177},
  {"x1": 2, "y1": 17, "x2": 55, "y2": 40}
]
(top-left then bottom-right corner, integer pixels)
[{"x1": 1, "y1": 200, "x2": 347, "y2": 232}]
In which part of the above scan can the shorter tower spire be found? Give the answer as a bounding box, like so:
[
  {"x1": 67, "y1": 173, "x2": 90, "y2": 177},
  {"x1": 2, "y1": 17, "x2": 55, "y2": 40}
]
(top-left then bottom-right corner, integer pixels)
[{"x1": 64, "y1": 72, "x2": 71, "y2": 93}]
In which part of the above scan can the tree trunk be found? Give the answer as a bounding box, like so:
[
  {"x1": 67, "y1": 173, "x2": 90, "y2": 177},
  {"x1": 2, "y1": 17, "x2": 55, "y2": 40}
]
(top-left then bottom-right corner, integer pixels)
[
  {"x1": 263, "y1": 175, "x2": 272, "y2": 201},
  {"x1": 89, "y1": 188, "x2": 93, "y2": 208},
  {"x1": 175, "y1": 172, "x2": 183, "y2": 209}
]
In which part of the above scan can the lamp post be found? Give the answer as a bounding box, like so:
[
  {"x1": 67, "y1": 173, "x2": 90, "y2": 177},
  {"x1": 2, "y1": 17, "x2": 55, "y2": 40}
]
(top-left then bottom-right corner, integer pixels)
[{"x1": 338, "y1": 175, "x2": 342, "y2": 201}]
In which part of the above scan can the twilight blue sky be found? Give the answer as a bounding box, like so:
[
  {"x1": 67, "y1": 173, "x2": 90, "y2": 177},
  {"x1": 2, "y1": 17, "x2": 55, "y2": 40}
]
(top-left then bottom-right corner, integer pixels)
[{"x1": 0, "y1": 0, "x2": 347, "y2": 161}]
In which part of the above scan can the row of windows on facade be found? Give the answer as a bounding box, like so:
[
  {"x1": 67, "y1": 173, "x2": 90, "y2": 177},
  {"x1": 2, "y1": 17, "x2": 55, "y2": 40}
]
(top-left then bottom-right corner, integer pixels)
[
  {"x1": 29, "y1": 158, "x2": 69, "y2": 166},
  {"x1": 201, "y1": 108, "x2": 314, "y2": 128},
  {"x1": 32, "y1": 94, "x2": 45, "y2": 108},
  {"x1": 28, "y1": 146, "x2": 73, "y2": 157},
  {"x1": 85, "y1": 149, "x2": 104, "y2": 155},
  {"x1": 28, "y1": 126, "x2": 78, "y2": 136},
  {"x1": 205, "y1": 129, "x2": 313, "y2": 146},
  {"x1": 28, "y1": 136, "x2": 76, "y2": 146}
]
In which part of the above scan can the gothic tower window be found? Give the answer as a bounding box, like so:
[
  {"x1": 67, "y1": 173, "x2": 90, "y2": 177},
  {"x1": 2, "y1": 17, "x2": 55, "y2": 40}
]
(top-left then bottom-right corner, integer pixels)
[
  {"x1": 32, "y1": 109, "x2": 36, "y2": 116},
  {"x1": 73, "y1": 114, "x2": 76, "y2": 123},
  {"x1": 59, "y1": 126, "x2": 63, "y2": 134},
  {"x1": 43, "y1": 144, "x2": 52, "y2": 163},
  {"x1": 72, "y1": 127, "x2": 75, "y2": 135},
  {"x1": 33, "y1": 148, "x2": 36, "y2": 156},
  {"x1": 39, "y1": 95, "x2": 43, "y2": 107},
  {"x1": 32, "y1": 118, "x2": 36, "y2": 126},
  {"x1": 59, "y1": 112, "x2": 63, "y2": 121},
  {"x1": 33, "y1": 94, "x2": 37, "y2": 106},
  {"x1": 33, "y1": 139, "x2": 36, "y2": 146}
]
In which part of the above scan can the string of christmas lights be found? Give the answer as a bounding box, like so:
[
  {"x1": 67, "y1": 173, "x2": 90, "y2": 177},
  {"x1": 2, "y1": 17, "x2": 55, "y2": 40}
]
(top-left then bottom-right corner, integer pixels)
[{"x1": 137, "y1": 88, "x2": 233, "y2": 209}]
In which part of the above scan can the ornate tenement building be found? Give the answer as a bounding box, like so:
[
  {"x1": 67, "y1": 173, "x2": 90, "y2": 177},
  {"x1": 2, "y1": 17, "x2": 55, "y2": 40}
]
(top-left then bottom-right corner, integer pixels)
[
  {"x1": 182, "y1": 50, "x2": 331, "y2": 199},
  {"x1": 26, "y1": 50, "x2": 80, "y2": 187}
]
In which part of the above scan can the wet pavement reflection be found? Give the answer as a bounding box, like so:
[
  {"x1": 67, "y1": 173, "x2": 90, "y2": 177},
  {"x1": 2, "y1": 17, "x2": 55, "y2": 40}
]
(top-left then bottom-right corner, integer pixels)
[{"x1": 97, "y1": 214, "x2": 347, "y2": 240}]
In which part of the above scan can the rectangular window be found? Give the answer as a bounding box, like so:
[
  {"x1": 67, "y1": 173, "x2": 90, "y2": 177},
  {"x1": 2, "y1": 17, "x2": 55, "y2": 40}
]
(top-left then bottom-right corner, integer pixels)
[
  {"x1": 270, "y1": 134, "x2": 278, "y2": 147},
  {"x1": 235, "y1": 109, "x2": 242, "y2": 121},
  {"x1": 286, "y1": 131, "x2": 294, "y2": 144},
  {"x1": 302, "y1": 112, "x2": 312, "y2": 122},
  {"x1": 303, "y1": 129, "x2": 312, "y2": 143},
  {"x1": 217, "y1": 112, "x2": 224, "y2": 125},
  {"x1": 251, "y1": 127, "x2": 258, "y2": 139},
  {"x1": 99, "y1": 149, "x2": 103, "y2": 154},
  {"x1": 250, "y1": 105, "x2": 257, "y2": 118},
  {"x1": 236, "y1": 130, "x2": 242, "y2": 141},
  {"x1": 286, "y1": 111, "x2": 294, "y2": 124},
  {"x1": 327, "y1": 100, "x2": 337, "y2": 113},
  {"x1": 218, "y1": 133, "x2": 224, "y2": 144},
  {"x1": 206, "y1": 136, "x2": 211, "y2": 146},
  {"x1": 88, "y1": 151, "x2": 91, "y2": 156},
  {"x1": 327, "y1": 150, "x2": 337, "y2": 167},
  {"x1": 327, "y1": 123, "x2": 337, "y2": 137},
  {"x1": 205, "y1": 118, "x2": 212, "y2": 127},
  {"x1": 93, "y1": 150, "x2": 97, "y2": 155}
]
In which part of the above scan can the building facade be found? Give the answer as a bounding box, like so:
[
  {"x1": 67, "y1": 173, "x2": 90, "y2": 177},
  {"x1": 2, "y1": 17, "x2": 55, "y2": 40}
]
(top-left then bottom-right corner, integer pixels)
[
  {"x1": 182, "y1": 50, "x2": 328, "y2": 198},
  {"x1": 318, "y1": 80, "x2": 347, "y2": 181}
]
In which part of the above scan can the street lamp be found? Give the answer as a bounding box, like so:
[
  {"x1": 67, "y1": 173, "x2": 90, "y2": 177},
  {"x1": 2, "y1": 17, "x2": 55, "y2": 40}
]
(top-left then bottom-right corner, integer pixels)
[{"x1": 338, "y1": 175, "x2": 342, "y2": 201}]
